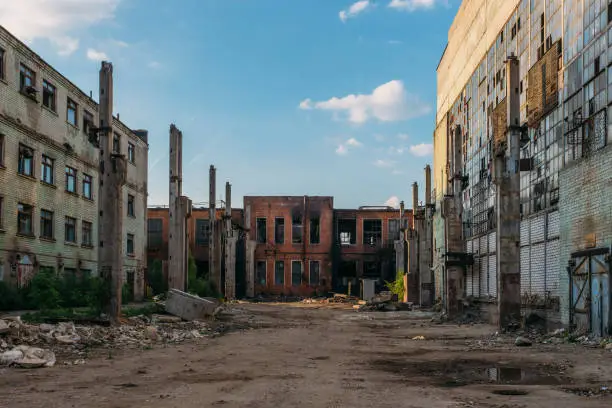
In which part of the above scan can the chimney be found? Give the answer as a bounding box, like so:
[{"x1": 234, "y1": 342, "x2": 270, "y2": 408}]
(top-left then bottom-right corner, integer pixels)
[{"x1": 425, "y1": 164, "x2": 432, "y2": 205}]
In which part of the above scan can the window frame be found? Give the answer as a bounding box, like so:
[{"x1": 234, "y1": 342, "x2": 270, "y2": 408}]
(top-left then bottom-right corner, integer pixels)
[
  {"x1": 113, "y1": 133, "x2": 121, "y2": 154},
  {"x1": 128, "y1": 142, "x2": 135, "y2": 163},
  {"x1": 309, "y1": 217, "x2": 320, "y2": 244},
  {"x1": 256, "y1": 217, "x2": 267, "y2": 244},
  {"x1": 83, "y1": 174, "x2": 92, "y2": 199},
  {"x1": 127, "y1": 233, "x2": 135, "y2": 255},
  {"x1": 0, "y1": 195, "x2": 4, "y2": 229},
  {"x1": 83, "y1": 110, "x2": 94, "y2": 135},
  {"x1": 147, "y1": 218, "x2": 163, "y2": 249},
  {"x1": 362, "y1": 219, "x2": 382, "y2": 246},
  {"x1": 40, "y1": 209, "x2": 54, "y2": 240},
  {"x1": 127, "y1": 194, "x2": 135, "y2": 217},
  {"x1": 274, "y1": 260, "x2": 285, "y2": 286},
  {"x1": 41, "y1": 155, "x2": 54, "y2": 185},
  {"x1": 388, "y1": 218, "x2": 401, "y2": 242},
  {"x1": 65, "y1": 166, "x2": 77, "y2": 193},
  {"x1": 42, "y1": 80, "x2": 57, "y2": 112},
  {"x1": 274, "y1": 217, "x2": 284, "y2": 244},
  {"x1": 291, "y1": 260, "x2": 302, "y2": 286},
  {"x1": 309, "y1": 260, "x2": 320, "y2": 286},
  {"x1": 18, "y1": 144, "x2": 34, "y2": 177},
  {"x1": 195, "y1": 219, "x2": 210, "y2": 246},
  {"x1": 17, "y1": 203, "x2": 33, "y2": 236},
  {"x1": 0, "y1": 133, "x2": 4, "y2": 167},
  {"x1": 0, "y1": 47, "x2": 5, "y2": 80},
  {"x1": 64, "y1": 216, "x2": 77, "y2": 243},
  {"x1": 256, "y1": 260, "x2": 267, "y2": 286},
  {"x1": 291, "y1": 213, "x2": 303, "y2": 244},
  {"x1": 19, "y1": 64, "x2": 35, "y2": 92},
  {"x1": 82, "y1": 221, "x2": 93, "y2": 247},
  {"x1": 67, "y1": 98, "x2": 78, "y2": 127}
]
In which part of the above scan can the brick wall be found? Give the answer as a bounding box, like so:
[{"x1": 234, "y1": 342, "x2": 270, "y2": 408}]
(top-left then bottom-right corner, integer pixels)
[{"x1": 559, "y1": 145, "x2": 612, "y2": 325}]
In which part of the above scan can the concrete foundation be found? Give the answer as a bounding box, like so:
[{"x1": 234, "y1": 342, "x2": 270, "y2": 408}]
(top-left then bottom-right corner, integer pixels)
[{"x1": 165, "y1": 289, "x2": 218, "y2": 320}]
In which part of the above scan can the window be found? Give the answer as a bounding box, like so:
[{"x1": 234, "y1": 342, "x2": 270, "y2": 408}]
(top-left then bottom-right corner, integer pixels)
[
  {"x1": 292, "y1": 213, "x2": 303, "y2": 244},
  {"x1": 19, "y1": 64, "x2": 35, "y2": 92},
  {"x1": 64, "y1": 217, "x2": 76, "y2": 243},
  {"x1": 274, "y1": 261, "x2": 284, "y2": 285},
  {"x1": 388, "y1": 219, "x2": 401, "y2": 241},
  {"x1": 148, "y1": 218, "x2": 163, "y2": 248},
  {"x1": 127, "y1": 194, "x2": 135, "y2": 217},
  {"x1": 256, "y1": 218, "x2": 267, "y2": 244},
  {"x1": 127, "y1": 233, "x2": 134, "y2": 255},
  {"x1": 18, "y1": 144, "x2": 34, "y2": 176},
  {"x1": 67, "y1": 98, "x2": 78, "y2": 126},
  {"x1": 82, "y1": 221, "x2": 92, "y2": 247},
  {"x1": 195, "y1": 219, "x2": 210, "y2": 246},
  {"x1": 274, "y1": 217, "x2": 284, "y2": 244},
  {"x1": 291, "y1": 261, "x2": 302, "y2": 286},
  {"x1": 42, "y1": 80, "x2": 56, "y2": 111},
  {"x1": 256, "y1": 261, "x2": 267, "y2": 285},
  {"x1": 17, "y1": 203, "x2": 33, "y2": 235},
  {"x1": 309, "y1": 261, "x2": 320, "y2": 286},
  {"x1": 83, "y1": 110, "x2": 94, "y2": 134},
  {"x1": 0, "y1": 47, "x2": 4, "y2": 79},
  {"x1": 0, "y1": 134, "x2": 4, "y2": 166},
  {"x1": 40, "y1": 209, "x2": 54, "y2": 239},
  {"x1": 363, "y1": 261, "x2": 379, "y2": 278},
  {"x1": 83, "y1": 174, "x2": 92, "y2": 199},
  {"x1": 363, "y1": 220, "x2": 382, "y2": 246},
  {"x1": 65, "y1": 166, "x2": 77, "y2": 193},
  {"x1": 0, "y1": 196, "x2": 4, "y2": 229},
  {"x1": 113, "y1": 133, "x2": 121, "y2": 154},
  {"x1": 128, "y1": 142, "x2": 135, "y2": 163},
  {"x1": 310, "y1": 217, "x2": 320, "y2": 244},
  {"x1": 338, "y1": 219, "x2": 356, "y2": 245},
  {"x1": 41, "y1": 155, "x2": 54, "y2": 184}
]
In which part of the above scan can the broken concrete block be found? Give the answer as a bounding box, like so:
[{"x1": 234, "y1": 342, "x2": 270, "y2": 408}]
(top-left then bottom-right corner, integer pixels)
[
  {"x1": 1, "y1": 349, "x2": 23, "y2": 365},
  {"x1": 165, "y1": 289, "x2": 218, "y2": 321},
  {"x1": 0, "y1": 320, "x2": 9, "y2": 335},
  {"x1": 515, "y1": 337, "x2": 533, "y2": 347}
]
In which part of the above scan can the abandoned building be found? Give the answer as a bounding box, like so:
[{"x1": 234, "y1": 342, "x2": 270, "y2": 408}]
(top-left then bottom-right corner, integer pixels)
[
  {"x1": 434, "y1": 0, "x2": 612, "y2": 334},
  {"x1": 0, "y1": 26, "x2": 149, "y2": 300},
  {"x1": 147, "y1": 196, "x2": 414, "y2": 299}
]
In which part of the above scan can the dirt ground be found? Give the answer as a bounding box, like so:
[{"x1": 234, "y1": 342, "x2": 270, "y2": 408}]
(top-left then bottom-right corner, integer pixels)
[{"x1": 1, "y1": 302, "x2": 611, "y2": 408}]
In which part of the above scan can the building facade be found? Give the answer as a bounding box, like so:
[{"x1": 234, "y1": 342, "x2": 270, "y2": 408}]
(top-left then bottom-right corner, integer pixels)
[
  {"x1": 434, "y1": 0, "x2": 612, "y2": 330},
  {"x1": 0, "y1": 26, "x2": 148, "y2": 299}
]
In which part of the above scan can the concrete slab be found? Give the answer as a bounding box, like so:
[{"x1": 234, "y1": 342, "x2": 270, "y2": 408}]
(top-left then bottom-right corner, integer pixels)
[{"x1": 165, "y1": 289, "x2": 218, "y2": 320}]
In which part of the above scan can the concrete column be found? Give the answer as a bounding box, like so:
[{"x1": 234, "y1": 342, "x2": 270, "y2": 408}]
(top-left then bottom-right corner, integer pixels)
[
  {"x1": 168, "y1": 124, "x2": 188, "y2": 291},
  {"x1": 98, "y1": 62, "x2": 126, "y2": 325},
  {"x1": 208, "y1": 166, "x2": 217, "y2": 289},
  {"x1": 224, "y1": 182, "x2": 236, "y2": 299},
  {"x1": 244, "y1": 203, "x2": 256, "y2": 297},
  {"x1": 421, "y1": 164, "x2": 434, "y2": 306},
  {"x1": 412, "y1": 182, "x2": 418, "y2": 212},
  {"x1": 425, "y1": 165, "x2": 432, "y2": 205},
  {"x1": 496, "y1": 56, "x2": 521, "y2": 329}
]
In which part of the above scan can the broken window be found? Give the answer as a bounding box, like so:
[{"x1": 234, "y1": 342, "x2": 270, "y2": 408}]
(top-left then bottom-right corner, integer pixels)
[
  {"x1": 67, "y1": 98, "x2": 78, "y2": 126},
  {"x1": 127, "y1": 233, "x2": 134, "y2": 255},
  {"x1": 195, "y1": 219, "x2": 210, "y2": 246},
  {"x1": 41, "y1": 155, "x2": 54, "y2": 185},
  {"x1": 83, "y1": 174, "x2": 92, "y2": 199},
  {"x1": 363, "y1": 261, "x2": 380, "y2": 278},
  {"x1": 274, "y1": 217, "x2": 284, "y2": 244},
  {"x1": 42, "y1": 80, "x2": 56, "y2": 112},
  {"x1": 83, "y1": 110, "x2": 94, "y2": 135},
  {"x1": 65, "y1": 216, "x2": 76, "y2": 243},
  {"x1": 388, "y1": 219, "x2": 401, "y2": 241},
  {"x1": 256, "y1": 218, "x2": 267, "y2": 244},
  {"x1": 292, "y1": 213, "x2": 303, "y2": 244},
  {"x1": 19, "y1": 64, "x2": 35, "y2": 93},
  {"x1": 363, "y1": 220, "x2": 382, "y2": 246},
  {"x1": 291, "y1": 261, "x2": 302, "y2": 286},
  {"x1": 256, "y1": 261, "x2": 267, "y2": 285},
  {"x1": 65, "y1": 166, "x2": 77, "y2": 193},
  {"x1": 310, "y1": 217, "x2": 320, "y2": 244},
  {"x1": 18, "y1": 144, "x2": 33, "y2": 177},
  {"x1": 338, "y1": 219, "x2": 356, "y2": 245},
  {"x1": 40, "y1": 209, "x2": 54, "y2": 240},
  {"x1": 82, "y1": 221, "x2": 93, "y2": 247},
  {"x1": 128, "y1": 142, "x2": 135, "y2": 164},
  {"x1": 274, "y1": 261, "x2": 284, "y2": 285},
  {"x1": 147, "y1": 218, "x2": 163, "y2": 249},
  {"x1": 17, "y1": 203, "x2": 33, "y2": 235},
  {"x1": 113, "y1": 133, "x2": 121, "y2": 154},
  {"x1": 309, "y1": 261, "x2": 320, "y2": 286},
  {"x1": 127, "y1": 194, "x2": 135, "y2": 217}
]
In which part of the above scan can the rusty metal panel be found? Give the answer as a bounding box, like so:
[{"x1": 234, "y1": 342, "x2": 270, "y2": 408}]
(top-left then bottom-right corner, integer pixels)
[
  {"x1": 527, "y1": 40, "x2": 560, "y2": 127},
  {"x1": 492, "y1": 98, "x2": 507, "y2": 151}
]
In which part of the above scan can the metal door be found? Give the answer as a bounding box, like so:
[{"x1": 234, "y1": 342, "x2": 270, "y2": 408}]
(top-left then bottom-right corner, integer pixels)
[{"x1": 569, "y1": 248, "x2": 611, "y2": 336}]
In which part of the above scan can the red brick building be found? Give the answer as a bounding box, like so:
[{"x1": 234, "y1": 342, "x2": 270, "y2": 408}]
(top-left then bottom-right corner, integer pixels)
[{"x1": 244, "y1": 196, "x2": 334, "y2": 297}]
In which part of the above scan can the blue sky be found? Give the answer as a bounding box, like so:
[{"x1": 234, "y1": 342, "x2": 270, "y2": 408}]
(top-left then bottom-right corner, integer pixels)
[{"x1": 0, "y1": 0, "x2": 459, "y2": 208}]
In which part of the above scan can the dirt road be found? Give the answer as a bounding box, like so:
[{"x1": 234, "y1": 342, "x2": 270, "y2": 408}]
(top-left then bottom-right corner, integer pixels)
[{"x1": 2, "y1": 303, "x2": 611, "y2": 407}]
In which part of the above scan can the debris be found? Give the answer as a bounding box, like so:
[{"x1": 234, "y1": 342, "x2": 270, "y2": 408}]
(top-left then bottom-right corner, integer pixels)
[
  {"x1": 153, "y1": 315, "x2": 182, "y2": 324},
  {"x1": 412, "y1": 336, "x2": 426, "y2": 341},
  {"x1": 1, "y1": 346, "x2": 56, "y2": 368},
  {"x1": 165, "y1": 289, "x2": 218, "y2": 320},
  {"x1": 515, "y1": 337, "x2": 533, "y2": 347},
  {"x1": 0, "y1": 320, "x2": 9, "y2": 334},
  {"x1": 605, "y1": 343, "x2": 612, "y2": 351},
  {"x1": 145, "y1": 326, "x2": 158, "y2": 341}
]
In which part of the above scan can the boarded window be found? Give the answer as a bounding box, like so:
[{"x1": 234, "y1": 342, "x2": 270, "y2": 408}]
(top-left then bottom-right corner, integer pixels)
[
  {"x1": 256, "y1": 261, "x2": 266, "y2": 285},
  {"x1": 291, "y1": 261, "x2": 302, "y2": 286},
  {"x1": 256, "y1": 218, "x2": 267, "y2": 243},
  {"x1": 527, "y1": 40, "x2": 560, "y2": 127},
  {"x1": 274, "y1": 217, "x2": 284, "y2": 244},
  {"x1": 274, "y1": 261, "x2": 284, "y2": 285}
]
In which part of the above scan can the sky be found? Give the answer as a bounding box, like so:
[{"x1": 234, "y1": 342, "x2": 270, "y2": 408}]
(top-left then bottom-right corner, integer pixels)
[{"x1": 0, "y1": 0, "x2": 460, "y2": 209}]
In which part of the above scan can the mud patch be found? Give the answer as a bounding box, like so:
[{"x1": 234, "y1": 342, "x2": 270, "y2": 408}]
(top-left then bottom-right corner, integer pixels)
[{"x1": 492, "y1": 389, "x2": 529, "y2": 396}]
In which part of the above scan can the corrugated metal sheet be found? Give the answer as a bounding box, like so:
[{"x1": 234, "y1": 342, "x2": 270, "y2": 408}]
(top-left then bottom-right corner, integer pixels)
[
  {"x1": 546, "y1": 239, "x2": 560, "y2": 296},
  {"x1": 466, "y1": 267, "x2": 473, "y2": 297},
  {"x1": 488, "y1": 254, "x2": 497, "y2": 297},
  {"x1": 531, "y1": 242, "x2": 546, "y2": 294},
  {"x1": 520, "y1": 246, "x2": 531, "y2": 295},
  {"x1": 520, "y1": 219, "x2": 530, "y2": 246},
  {"x1": 479, "y1": 256, "x2": 488, "y2": 297},
  {"x1": 473, "y1": 262, "x2": 481, "y2": 297},
  {"x1": 480, "y1": 235, "x2": 488, "y2": 255},
  {"x1": 530, "y1": 214, "x2": 546, "y2": 243},
  {"x1": 547, "y1": 211, "x2": 560, "y2": 238},
  {"x1": 488, "y1": 231, "x2": 497, "y2": 253},
  {"x1": 467, "y1": 239, "x2": 473, "y2": 254}
]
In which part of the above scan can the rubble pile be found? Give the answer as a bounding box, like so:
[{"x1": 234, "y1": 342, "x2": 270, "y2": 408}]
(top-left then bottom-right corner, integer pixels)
[{"x1": 0, "y1": 314, "x2": 216, "y2": 369}]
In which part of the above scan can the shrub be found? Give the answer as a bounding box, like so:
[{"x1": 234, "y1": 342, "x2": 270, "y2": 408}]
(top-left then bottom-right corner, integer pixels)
[
  {"x1": 146, "y1": 259, "x2": 166, "y2": 295},
  {"x1": 385, "y1": 271, "x2": 405, "y2": 301}
]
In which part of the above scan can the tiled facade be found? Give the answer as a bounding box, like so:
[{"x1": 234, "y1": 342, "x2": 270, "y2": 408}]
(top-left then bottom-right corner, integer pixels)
[{"x1": 0, "y1": 26, "x2": 148, "y2": 298}]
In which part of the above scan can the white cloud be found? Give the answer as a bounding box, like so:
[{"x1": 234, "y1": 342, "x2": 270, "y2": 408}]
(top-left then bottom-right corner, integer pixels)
[
  {"x1": 0, "y1": 0, "x2": 121, "y2": 56},
  {"x1": 335, "y1": 137, "x2": 363, "y2": 155},
  {"x1": 388, "y1": 0, "x2": 437, "y2": 11},
  {"x1": 374, "y1": 159, "x2": 395, "y2": 168},
  {"x1": 397, "y1": 133, "x2": 409, "y2": 140},
  {"x1": 87, "y1": 48, "x2": 109, "y2": 61},
  {"x1": 410, "y1": 143, "x2": 434, "y2": 157},
  {"x1": 148, "y1": 61, "x2": 161, "y2": 69},
  {"x1": 388, "y1": 146, "x2": 406, "y2": 155},
  {"x1": 339, "y1": 1, "x2": 371, "y2": 22},
  {"x1": 384, "y1": 196, "x2": 401, "y2": 208},
  {"x1": 300, "y1": 80, "x2": 430, "y2": 124}
]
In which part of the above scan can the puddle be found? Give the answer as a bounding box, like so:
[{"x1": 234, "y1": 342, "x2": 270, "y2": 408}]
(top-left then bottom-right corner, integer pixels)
[{"x1": 492, "y1": 389, "x2": 529, "y2": 396}]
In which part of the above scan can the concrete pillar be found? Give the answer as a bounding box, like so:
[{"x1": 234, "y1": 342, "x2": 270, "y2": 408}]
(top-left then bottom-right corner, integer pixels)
[
  {"x1": 496, "y1": 56, "x2": 521, "y2": 329},
  {"x1": 244, "y1": 203, "x2": 256, "y2": 297},
  {"x1": 168, "y1": 124, "x2": 188, "y2": 291},
  {"x1": 98, "y1": 62, "x2": 126, "y2": 325},
  {"x1": 224, "y1": 182, "x2": 236, "y2": 299},
  {"x1": 209, "y1": 166, "x2": 217, "y2": 289},
  {"x1": 420, "y1": 164, "x2": 434, "y2": 306},
  {"x1": 412, "y1": 182, "x2": 418, "y2": 211},
  {"x1": 425, "y1": 165, "x2": 432, "y2": 205}
]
